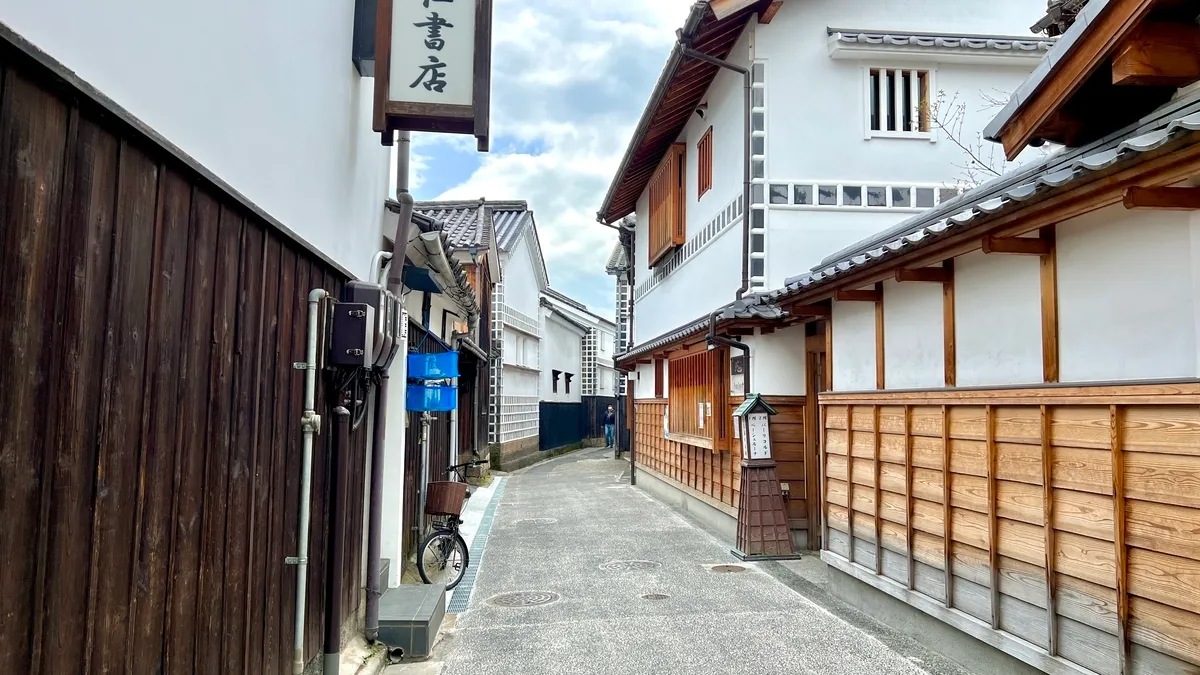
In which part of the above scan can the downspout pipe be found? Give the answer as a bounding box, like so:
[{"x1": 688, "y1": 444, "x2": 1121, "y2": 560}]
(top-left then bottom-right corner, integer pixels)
[
  {"x1": 323, "y1": 403, "x2": 352, "y2": 675},
  {"x1": 366, "y1": 132, "x2": 416, "y2": 642},
  {"x1": 294, "y1": 288, "x2": 328, "y2": 675},
  {"x1": 707, "y1": 308, "x2": 751, "y2": 398},
  {"x1": 678, "y1": 44, "x2": 752, "y2": 301}
]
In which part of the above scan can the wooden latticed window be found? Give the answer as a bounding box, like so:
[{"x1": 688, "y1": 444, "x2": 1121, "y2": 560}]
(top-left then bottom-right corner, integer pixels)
[
  {"x1": 667, "y1": 346, "x2": 729, "y2": 449},
  {"x1": 868, "y1": 68, "x2": 931, "y2": 136},
  {"x1": 648, "y1": 143, "x2": 687, "y2": 266},
  {"x1": 697, "y1": 127, "x2": 713, "y2": 199}
]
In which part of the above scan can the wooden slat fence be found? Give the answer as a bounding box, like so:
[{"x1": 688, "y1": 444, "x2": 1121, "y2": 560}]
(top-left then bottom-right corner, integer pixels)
[
  {"x1": 0, "y1": 33, "x2": 366, "y2": 675},
  {"x1": 822, "y1": 384, "x2": 1200, "y2": 675}
]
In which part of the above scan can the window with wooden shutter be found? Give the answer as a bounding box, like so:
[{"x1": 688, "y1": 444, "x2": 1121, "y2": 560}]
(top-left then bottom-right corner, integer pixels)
[
  {"x1": 648, "y1": 143, "x2": 687, "y2": 267},
  {"x1": 654, "y1": 359, "x2": 664, "y2": 399},
  {"x1": 667, "y1": 345, "x2": 729, "y2": 450},
  {"x1": 697, "y1": 127, "x2": 713, "y2": 199}
]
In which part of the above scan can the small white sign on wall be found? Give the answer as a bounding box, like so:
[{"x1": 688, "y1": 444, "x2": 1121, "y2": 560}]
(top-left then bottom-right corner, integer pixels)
[
  {"x1": 698, "y1": 402, "x2": 705, "y2": 430},
  {"x1": 663, "y1": 406, "x2": 669, "y2": 439},
  {"x1": 746, "y1": 412, "x2": 771, "y2": 460}
]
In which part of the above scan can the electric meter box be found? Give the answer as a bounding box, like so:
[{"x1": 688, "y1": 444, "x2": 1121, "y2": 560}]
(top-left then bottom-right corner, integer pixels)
[{"x1": 329, "y1": 302, "x2": 376, "y2": 369}]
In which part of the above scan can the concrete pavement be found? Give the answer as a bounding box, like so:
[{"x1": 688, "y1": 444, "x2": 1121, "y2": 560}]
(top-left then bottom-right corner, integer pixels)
[{"x1": 391, "y1": 447, "x2": 977, "y2": 675}]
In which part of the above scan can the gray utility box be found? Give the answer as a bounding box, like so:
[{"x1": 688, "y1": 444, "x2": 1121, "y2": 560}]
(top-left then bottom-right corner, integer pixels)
[
  {"x1": 343, "y1": 280, "x2": 403, "y2": 369},
  {"x1": 378, "y1": 584, "x2": 446, "y2": 658},
  {"x1": 329, "y1": 302, "x2": 376, "y2": 369}
]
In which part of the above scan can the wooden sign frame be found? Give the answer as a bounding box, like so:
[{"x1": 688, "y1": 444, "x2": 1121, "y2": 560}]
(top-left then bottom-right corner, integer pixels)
[{"x1": 373, "y1": 0, "x2": 493, "y2": 151}]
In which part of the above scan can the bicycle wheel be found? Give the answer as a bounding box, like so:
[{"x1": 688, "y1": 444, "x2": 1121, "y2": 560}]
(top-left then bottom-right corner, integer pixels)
[{"x1": 417, "y1": 529, "x2": 470, "y2": 590}]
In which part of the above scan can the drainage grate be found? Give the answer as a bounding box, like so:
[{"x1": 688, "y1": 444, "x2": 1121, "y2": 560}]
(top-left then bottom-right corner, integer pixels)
[
  {"x1": 710, "y1": 565, "x2": 746, "y2": 574},
  {"x1": 599, "y1": 560, "x2": 662, "y2": 572},
  {"x1": 641, "y1": 593, "x2": 670, "y2": 601},
  {"x1": 515, "y1": 518, "x2": 558, "y2": 525},
  {"x1": 488, "y1": 591, "x2": 560, "y2": 607}
]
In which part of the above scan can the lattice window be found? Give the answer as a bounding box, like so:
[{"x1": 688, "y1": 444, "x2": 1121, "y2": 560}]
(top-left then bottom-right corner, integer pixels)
[
  {"x1": 649, "y1": 143, "x2": 687, "y2": 266},
  {"x1": 867, "y1": 67, "x2": 932, "y2": 138},
  {"x1": 697, "y1": 126, "x2": 713, "y2": 199},
  {"x1": 667, "y1": 347, "x2": 729, "y2": 448}
]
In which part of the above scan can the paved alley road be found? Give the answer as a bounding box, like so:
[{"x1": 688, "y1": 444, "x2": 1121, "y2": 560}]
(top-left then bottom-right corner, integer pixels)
[{"x1": 422, "y1": 449, "x2": 969, "y2": 675}]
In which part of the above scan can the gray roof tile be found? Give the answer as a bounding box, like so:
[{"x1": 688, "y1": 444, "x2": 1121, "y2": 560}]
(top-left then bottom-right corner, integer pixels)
[{"x1": 414, "y1": 199, "x2": 533, "y2": 252}]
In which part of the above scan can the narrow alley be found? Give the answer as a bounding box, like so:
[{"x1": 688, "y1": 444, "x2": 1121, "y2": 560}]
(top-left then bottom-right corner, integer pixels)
[{"x1": 399, "y1": 450, "x2": 969, "y2": 675}]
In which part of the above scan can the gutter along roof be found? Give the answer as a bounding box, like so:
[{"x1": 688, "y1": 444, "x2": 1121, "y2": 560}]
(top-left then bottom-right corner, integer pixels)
[
  {"x1": 597, "y1": 1, "x2": 769, "y2": 224},
  {"x1": 386, "y1": 199, "x2": 481, "y2": 316},
  {"x1": 757, "y1": 93, "x2": 1200, "y2": 308}
]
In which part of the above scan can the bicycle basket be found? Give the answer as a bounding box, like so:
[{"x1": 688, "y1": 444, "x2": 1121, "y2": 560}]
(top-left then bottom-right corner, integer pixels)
[{"x1": 425, "y1": 481, "x2": 468, "y2": 516}]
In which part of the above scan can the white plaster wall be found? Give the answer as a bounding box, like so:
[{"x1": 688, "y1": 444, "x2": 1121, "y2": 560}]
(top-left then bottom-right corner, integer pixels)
[
  {"x1": 633, "y1": 226, "x2": 743, "y2": 341},
  {"x1": 832, "y1": 300, "x2": 877, "y2": 391},
  {"x1": 4, "y1": 0, "x2": 390, "y2": 281},
  {"x1": 597, "y1": 366, "x2": 618, "y2": 397},
  {"x1": 883, "y1": 280, "x2": 945, "y2": 389},
  {"x1": 501, "y1": 366, "x2": 539, "y2": 398},
  {"x1": 954, "y1": 249, "x2": 1043, "y2": 387},
  {"x1": 758, "y1": 0, "x2": 1046, "y2": 185},
  {"x1": 1058, "y1": 206, "x2": 1196, "y2": 382},
  {"x1": 768, "y1": 210, "x2": 914, "y2": 289},
  {"x1": 503, "y1": 234, "x2": 542, "y2": 318},
  {"x1": 541, "y1": 313, "x2": 584, "y2": 403},
  {"x1": 632, "y1": 362, "x2": 657, "y2": 400},
  {"x1": 748, "y1": 328, "x2": 807, "y2": 396}
]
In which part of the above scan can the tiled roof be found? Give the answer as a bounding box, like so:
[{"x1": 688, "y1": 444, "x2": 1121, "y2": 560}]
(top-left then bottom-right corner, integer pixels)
[
  {"x1": 540, "y1": 298, "x2": 592, "y2": 334},
  {"x1": 414, "y1": 199, "x2": 534, "y2": 252},
  {"x1": 983, "y1": 0, "x2": 1111, "y2": 142},
  {"x1": 828, "y1": 28, "x2": 1054, "y2": 58},
  {"x1": 616, "y1": 297, "x2": 786, "y2": 364},
  {"x1": 756, "y1": 95, "x2": 1200, "y2": 307},
  {"x1": 605, "y1": 243, "x2": 628, "y2": 274}
]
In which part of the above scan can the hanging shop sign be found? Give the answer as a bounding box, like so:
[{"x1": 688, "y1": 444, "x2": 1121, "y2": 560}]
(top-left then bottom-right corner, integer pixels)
[{"x1": 373, "y1": 0, "x2": 493, "y2": 150}]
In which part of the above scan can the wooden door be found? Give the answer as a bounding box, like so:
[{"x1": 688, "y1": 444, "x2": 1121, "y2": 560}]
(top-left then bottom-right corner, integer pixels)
[{"x1": 805, "y1": 329, "x2": 828, "y2": 551}]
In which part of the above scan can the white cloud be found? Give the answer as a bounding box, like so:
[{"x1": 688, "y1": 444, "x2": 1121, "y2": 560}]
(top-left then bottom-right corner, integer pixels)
[{"x1": 421, "y1": 0, "x2": 695, "y2": 317}]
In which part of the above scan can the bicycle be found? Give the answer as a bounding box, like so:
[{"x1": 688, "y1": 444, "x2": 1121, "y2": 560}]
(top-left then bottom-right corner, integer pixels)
[{"x1": 417, "y1": 458, "x2": 490, "y2": 590}]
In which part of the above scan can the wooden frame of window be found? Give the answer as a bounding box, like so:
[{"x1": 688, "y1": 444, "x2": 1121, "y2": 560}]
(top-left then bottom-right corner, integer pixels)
[
  {"x1": 649, "y1": 143, "x2": 687, "y2": 267},
  {"x1": 654, "y1": 360, "x2": 665, "y2": 398},
  {"x1": 866, "y1": 67, "x2": 933, "y2": 139},
  {"x1": 667, "y1": 344, "x2": 730, "y2": 450},
  {"x1": 697, "y1": 127, "x2": 713, "y2": 199}
]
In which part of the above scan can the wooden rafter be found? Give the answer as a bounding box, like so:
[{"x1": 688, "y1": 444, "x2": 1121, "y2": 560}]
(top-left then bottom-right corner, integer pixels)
[
  {"x1": 997, "y1": 0, "x2": 1158, "y2": 161},
  {"x1": 895, "y1": 266, "x2": 952, "y2": 284},
  {"x1": 759, "y1": 0, "x2": 784, "y2": 24},
  {"x1": 711, "y1": 0, "x2": 759, "y2": 20},
  {"x1": 1123, "y1": 185, "x2": 1200, "y2": 210},
  {"x1": 1113, "y1": 22, "x2": 1200, "y2": 87},
  {"x1": 790, "y1": 303, "x2": 832, "y2": 318},
  {"x1": 982, "y1": 235, "x2": 1053, "y2": 256}
]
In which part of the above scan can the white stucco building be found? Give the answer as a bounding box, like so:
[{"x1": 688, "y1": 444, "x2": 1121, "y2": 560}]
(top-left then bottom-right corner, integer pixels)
[
  {"x1": 600, "y1": 0, "x2": 1053, "y2": 348},
  {"x1": 543, "y1": 288, "x2": 620, "y2": 399}
]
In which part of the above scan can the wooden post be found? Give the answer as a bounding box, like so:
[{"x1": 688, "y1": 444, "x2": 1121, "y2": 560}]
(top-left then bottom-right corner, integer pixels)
[
  {"x1": 943, "y1": 260, "x2": 956, "y2": 387},
  {"x1": 875, "y1": 283, "x2": 885, "y2": 390},
  {"x1": 1041, "y1": 404, "x2": 1059, "y2": 656},
  {"x1": 904, "y1": 406, "x2": 915, "y2": 590},
  {"x1": 986, "y1": 405, "x2": 1000, "y2": 630},
  {"x1": 942, "y1": 404, "x2": 953, "y2": 607},
  {"x1": 873, "y1": 405, "x2": 883, "y2": 575},
  {"x1": 1111, "y1": 405, "x2": 1130, "y2": 674},
  {"x1": 825, "y1": 320, "x2": 834, "y2": 392},
  {"x1": 1040, "y1": 226, "x2": 1059, "y2": 383}
]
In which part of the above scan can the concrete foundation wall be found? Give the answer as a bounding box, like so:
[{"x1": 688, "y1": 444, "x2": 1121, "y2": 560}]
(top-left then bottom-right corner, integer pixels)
[{"x1": 488, "y1": 436, "x2": 541, "y2": 472}]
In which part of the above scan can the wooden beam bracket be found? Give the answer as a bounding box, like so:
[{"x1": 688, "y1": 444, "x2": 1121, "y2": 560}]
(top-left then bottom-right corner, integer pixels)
[
  {"x1": 790, "y1": 303, "x2": 832, "y2": 318},
  {"x1": 1113, "y1": 21, "x2": 1200, "y2": 88},
  {"x1": 834, "y1": 288, "x2": 880, "y2": 303},
  {"x1": 1123, "y1": 186, "x2": 1200, "y2": 210},
  {"x1": 895, "y1": 267, "x2": 953, "y2": 284},
  {"x1": 982, "y1": 235, "x2": 1053, "y2": 256}
]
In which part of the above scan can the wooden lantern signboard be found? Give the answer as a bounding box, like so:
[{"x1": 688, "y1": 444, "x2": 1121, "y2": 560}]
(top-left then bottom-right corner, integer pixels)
[
  {"x1": 373, "y1": 0, "x2": 493, "y2": 150},
  {"x1": 732, "y1": 394, "x2": 796, "y2": 560}
]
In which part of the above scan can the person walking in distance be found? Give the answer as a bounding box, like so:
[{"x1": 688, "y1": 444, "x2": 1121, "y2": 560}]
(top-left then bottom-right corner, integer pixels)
[{"x1": 604, "y1": 405, "x2": 617, "y2": 452}]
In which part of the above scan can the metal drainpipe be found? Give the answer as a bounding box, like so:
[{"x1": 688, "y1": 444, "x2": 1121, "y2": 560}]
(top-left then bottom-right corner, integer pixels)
[
  {"x1": 366, "y1": 129, "x2": 416, "y2": 642},
  {"x1": 323, "y1": 403, "x2": 352, "y2": 675},
  {"x1": 419, "y1": 412, "x2": 432, "y2": 538},
  {"x1": 678, "y1": 44, "x2": 752, "y2": 301},
  {"x1": 293, "y1": 288, "x2": 328, "y2": 675},
  {"x1": 708, "y1": 308, "x2": 751, "y2": 398}
]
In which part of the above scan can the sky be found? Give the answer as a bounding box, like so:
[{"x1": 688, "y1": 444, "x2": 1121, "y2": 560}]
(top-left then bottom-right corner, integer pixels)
[{"x1": 394, "y1": 0, "x2": 697, "y2": 320}]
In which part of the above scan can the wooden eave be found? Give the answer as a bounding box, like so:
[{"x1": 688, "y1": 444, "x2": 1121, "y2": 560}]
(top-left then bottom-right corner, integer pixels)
[
  {"x1": 993, "y1": 0, "x2": 1200, "y2": 160},
  {"x1": 599, "y1": 2, "x2": 772, "y2": 224}
]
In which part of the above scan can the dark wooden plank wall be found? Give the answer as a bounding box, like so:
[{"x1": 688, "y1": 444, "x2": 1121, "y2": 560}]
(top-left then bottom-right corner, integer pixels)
[{"x1": 0, "y1": 38, "x2": 367, "y2": 675}]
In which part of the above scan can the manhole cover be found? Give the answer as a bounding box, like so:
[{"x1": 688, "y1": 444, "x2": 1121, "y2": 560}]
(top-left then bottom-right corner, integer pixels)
[
  {"x1": 515, "y1": 518, "x2": 558, "y2": 525},
  {"x1": 710, "y1": 565, "x2": 746, "y2": 574},
  {"x1": 599, "y1": 560, "x2": 662, "y2": 572},
  {"x1": 488, "y1": 591, "x2": 560, "y2": 607},
  {"x1": 641, "y1": 593, "x2": 670, "y2": 601}
]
